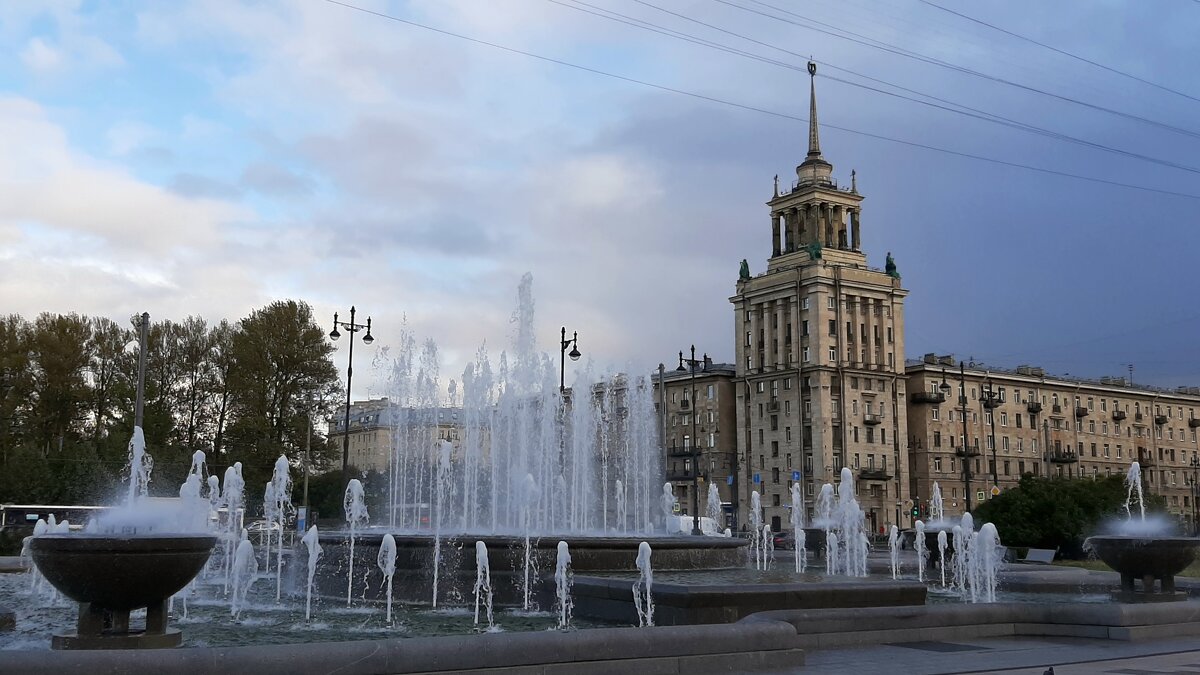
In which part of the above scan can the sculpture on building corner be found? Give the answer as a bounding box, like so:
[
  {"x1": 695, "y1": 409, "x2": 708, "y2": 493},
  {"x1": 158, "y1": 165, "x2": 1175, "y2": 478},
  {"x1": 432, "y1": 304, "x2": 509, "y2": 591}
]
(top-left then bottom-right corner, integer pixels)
[
  {"x1": 739, "y1": 259, "x2": 751, "y2": 281},
  {"x1": 773, "y1": 174, "x2": 779, "y2": 197},
  {"x1": 885, "y1": 251, "x2": 900, "y2": 279},
  {"x1": 805, "y1": 240, "x2": 822, "y2": 260}
]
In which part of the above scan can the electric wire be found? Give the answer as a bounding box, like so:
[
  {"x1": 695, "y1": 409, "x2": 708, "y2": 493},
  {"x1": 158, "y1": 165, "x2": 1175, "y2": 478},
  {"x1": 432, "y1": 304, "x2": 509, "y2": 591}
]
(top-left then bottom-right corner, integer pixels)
[
  {"x1": 917, "y1": 0, "x2": 1200, "y2": 104},
  {"x1": 320, "y1": 0, "x2": 1200, "y2": 201},
  {"x1": 557, "y1": 0, "x2": 1200, "y2": 175},
  {"x1": 718, "y1": 0, "x2": 1200, "y2": 140}
]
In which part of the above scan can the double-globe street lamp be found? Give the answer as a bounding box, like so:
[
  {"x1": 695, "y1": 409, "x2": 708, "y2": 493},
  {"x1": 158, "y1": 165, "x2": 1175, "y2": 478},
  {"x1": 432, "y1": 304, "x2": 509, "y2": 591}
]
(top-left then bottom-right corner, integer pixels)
[
  {"x1": 330, "y1": 306, "x2": 374, "y2": 490},
  {"x1": 677, "y1": 345, "x2": 708, "y2": 536},
  {"x1": 940, "y1": 364, "x2": 975, "y2": 512}
]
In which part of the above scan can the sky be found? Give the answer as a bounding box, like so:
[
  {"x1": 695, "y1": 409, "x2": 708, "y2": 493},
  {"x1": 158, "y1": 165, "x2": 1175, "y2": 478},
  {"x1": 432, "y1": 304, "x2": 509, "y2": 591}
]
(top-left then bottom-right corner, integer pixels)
[{"x1": 2, "y1": 0, "x2": 1199, "y2": 397}]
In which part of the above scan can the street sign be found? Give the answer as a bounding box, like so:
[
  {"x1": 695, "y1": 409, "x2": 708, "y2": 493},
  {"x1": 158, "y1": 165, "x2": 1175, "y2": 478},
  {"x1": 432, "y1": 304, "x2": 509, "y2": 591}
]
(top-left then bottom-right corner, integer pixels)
[
  {"x1": 753, "y1": 473, "x2": 761, "y2": 484},
  {"x1": 296, "y1": 506, "x2": 307, "y2": 532},
  {"x1": 976, "y1": 490, "x2": 986, "y2": 501},
  {"x1": 726, "y1": 475, "x2": 734, "y2": 485},
  {"x1": 672, "y1": 502, "x2": 681, "y2": 513},
  {"x1": 990, "y1": 485, "x2": 1001, "y2": 497},
  {"x1": 792, "y1": 471, "x2": 801, "y2": 481}
]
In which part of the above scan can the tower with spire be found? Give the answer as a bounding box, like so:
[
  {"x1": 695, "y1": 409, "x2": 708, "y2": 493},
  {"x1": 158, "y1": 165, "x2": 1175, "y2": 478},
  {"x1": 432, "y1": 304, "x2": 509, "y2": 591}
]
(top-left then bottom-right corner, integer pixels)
[{"x1": 729, "y1": 62, "x2": 910, "y2": 535}]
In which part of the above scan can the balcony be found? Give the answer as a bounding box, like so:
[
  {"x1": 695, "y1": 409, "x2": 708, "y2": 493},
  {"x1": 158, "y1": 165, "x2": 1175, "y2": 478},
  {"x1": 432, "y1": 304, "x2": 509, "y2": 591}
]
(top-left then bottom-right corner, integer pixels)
[
  {"x1": 1075, "y1": 407, "x2": 1089, "y2": 418},
  {"x1": 911, "y1": 391, "x2": 946, "y2": 405},
  {"x1": 767, "y1": 401, "x2": 780, "y2": 412},
  {"x1": 1047, "y1": 451, "x2": 1078, "y2": 464},
  {"x1": 679, "y1": 399, "x2": 690, "y2": 410},
  {"x1": 666, "y1": 468, "x2": 694, "y2": 481},
  {"x1": 1051, "y1": 404, "x2": 1063, "y2": 415},
  {"x1": 1155, "y1": 414, "x2": 1168, "y2": 425},
  {"x1": 955, "y1": 446, "x2": 981, "y2": 458},
  {"x1": 1137, "y1": 450, "x2": 1155, "y2": 467},
  {"x1": 1135, "y1": 412, "x2": 1145, "y2": 423},
  {"x1": 863, "y1": 413, "x2": 883, "y2": 426},
  {"x1": 858, "y1": 468, "x2": 891, "y2": 481},
  {"x1": 1189, "y1": 418, "x2": 1200, "y2": 429},
  {"x1": 1026, "y1": 401, "x2": 1043, "y2": 414},
  {"x1": 1112, "y1": 410, "x2": 1127, "y2": 421},
  {"x1": 666, "y1": 447, "x2": 696, "y2": 458},
  {"x1": 981, "y1": 397, "x2": 1001, "y2": 410}
]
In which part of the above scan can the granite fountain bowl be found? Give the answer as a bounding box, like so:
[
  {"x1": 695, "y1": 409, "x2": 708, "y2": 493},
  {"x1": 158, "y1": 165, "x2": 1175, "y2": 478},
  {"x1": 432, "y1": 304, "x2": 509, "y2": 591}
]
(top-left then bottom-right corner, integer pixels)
[
  {"x1": 30, "y1": 534, "x2": 217, "y2": 610},
  {"x1": 1085, "y1": 535, "x2": 1200, "y2": 599}
]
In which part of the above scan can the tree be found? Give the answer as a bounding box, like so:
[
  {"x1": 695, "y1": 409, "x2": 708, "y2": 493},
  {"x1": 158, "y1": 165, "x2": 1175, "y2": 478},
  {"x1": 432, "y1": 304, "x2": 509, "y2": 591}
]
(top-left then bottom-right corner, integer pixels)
[
  {"x1": 0, "y1": 315, "x2": 33, "y2": 463},
  {"x1": 974, "y1": 474, "x2": 1168, "y2": 558},
  {"x1": 27, "y1": 313, "x2": 92, "y2": 453},
  {"x1": 86, "y1": 317, "x2": 133, "y2": 447},
  {"x1": 226, "y1": 300, "x2": 341, "y2": 496}
]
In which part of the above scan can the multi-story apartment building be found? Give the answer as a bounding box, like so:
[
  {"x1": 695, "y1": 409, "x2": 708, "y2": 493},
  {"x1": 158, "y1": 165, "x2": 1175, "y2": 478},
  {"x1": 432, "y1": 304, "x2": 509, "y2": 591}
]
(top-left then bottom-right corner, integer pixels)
[
  {"x1": 730, "y1": 64, "x2": 911, "y2": 536},
  {"x1": 327, "y1": 398, "x2": 464, "y2": 473},
  {"x1": 652, "y1": 358, "x2": 738, "y2": 529},
  {"x1": 906, "y1": 354, "x2": 1200, "y2": 524}
]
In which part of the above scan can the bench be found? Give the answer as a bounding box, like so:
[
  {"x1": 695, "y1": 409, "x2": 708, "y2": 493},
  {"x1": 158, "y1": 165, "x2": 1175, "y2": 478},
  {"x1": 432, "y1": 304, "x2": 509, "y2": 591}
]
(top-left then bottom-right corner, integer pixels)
[{"x1": 1020, "y1": 547, "x2": 1057, "y2": 564}]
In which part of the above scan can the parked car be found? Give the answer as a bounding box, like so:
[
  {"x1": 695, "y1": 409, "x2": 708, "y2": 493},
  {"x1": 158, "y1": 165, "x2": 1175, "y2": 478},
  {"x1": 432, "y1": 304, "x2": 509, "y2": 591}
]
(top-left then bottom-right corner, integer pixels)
[{"x1": 773, "y1": 530, "x2": 795, "y2": 550}]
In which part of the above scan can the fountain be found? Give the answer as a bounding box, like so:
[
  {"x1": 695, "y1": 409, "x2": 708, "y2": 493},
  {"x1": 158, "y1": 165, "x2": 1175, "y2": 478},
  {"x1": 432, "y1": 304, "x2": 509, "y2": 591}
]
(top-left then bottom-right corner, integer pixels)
[
  {"x1": 937, "y1": 530, "x2": 948, "y2": 587},
  {"x1": 230, "y1": 535, "x2": 257, "y2": 619},
  {"x1": 749, "y1": 491, "x2": 763, "y2": 570},
  {"x1": 377, "y1": 533, "x2": 397, "y2": 624},
  {"x1": 633, "y1": 542, "x2": 653, "y2": 627},
  {"x1": 706, "y1": 482, "x2": 722, "y2": 529},
  {"x1": 915, "y1": 520, "x2": 927, "y2": 582},
  {"x1": 888, "y1": 526, "x2": 900, "y2": 579},
  {"x1": 1085, "y1": 461, "x2": 1200, "y2": 601},
  {"x1": 270, "y1": 455, "x2": 292, "y2": 601},
  {"x1": 555, "y1": 541, "x2": 573, "y2": 630},
  {"x1": 344, "y1": 478, "x2": 368, "y2": 606},
  {"x1": 790, "y1": 483, "x2": 806, "y2": 573},
  {"x1": 473, "y1": 541, "x2": 494, "y2": 630},
  {"x1": 27, "y1": 426, "x2": 217, "y2": 649},
  {"x1": 301, "y1": 525, "x2": 322, "y2": 621}
]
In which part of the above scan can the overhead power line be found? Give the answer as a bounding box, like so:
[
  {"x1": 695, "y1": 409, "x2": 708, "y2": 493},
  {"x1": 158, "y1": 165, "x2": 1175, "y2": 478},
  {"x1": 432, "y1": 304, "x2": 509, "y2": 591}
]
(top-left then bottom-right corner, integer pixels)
[
  {"x1": 558, "y1": 0, "x2": 1200, "y2": 176},
  {"x1": 320, "y1": 0, "x2": 1200, "y2": 201},
  {"x1": 917, "y1": 0, "x2": 1200, "y2": 104},
  {"x1": 716, "y1": 0, "x2": 1200, "y2": 140}
]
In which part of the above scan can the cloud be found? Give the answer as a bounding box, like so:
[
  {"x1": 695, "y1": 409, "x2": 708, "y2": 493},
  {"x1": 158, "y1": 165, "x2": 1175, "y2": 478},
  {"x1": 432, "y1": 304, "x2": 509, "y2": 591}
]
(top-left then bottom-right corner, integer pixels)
[
  {"x1": 20, "y1": 37, "x2": 62, "y2": 72},
  {"x1": 239, "y1": 162, "x2": 314, "y2": 197}
]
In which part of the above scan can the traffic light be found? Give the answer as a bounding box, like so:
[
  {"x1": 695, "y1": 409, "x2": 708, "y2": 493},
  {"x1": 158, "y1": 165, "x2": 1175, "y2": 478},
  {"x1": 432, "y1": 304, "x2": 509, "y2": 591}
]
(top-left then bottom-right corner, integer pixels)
[{"x1": 911, "y1": 505, "x2": 920, "y2": 518}]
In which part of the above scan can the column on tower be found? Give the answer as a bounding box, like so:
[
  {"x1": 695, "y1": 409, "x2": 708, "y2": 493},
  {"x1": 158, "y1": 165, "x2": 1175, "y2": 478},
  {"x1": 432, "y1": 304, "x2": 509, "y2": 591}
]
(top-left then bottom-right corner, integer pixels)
[
  {"x1": 847, "y1": 294, "x2": 858, "y2": 368},
  {"x1": 771, "y1": 212, "x2": 781, "y2": 257},
  {"x1": 774, "y1": 301, "x2": 785, "y2": 367},
  {"x1": 823, "y1": 203, "x2": 834, "y2": 247},
  {"x1": 850, "y1": 208, "x2": 861, "y2": 251},
  {"x1": 748, "y1": 304, "x2": 759, "y2": 372},
  {"x1": 834, "y1": 205, "x2": 847, "y2": 249},
  {"x1": 864, "y1": 297, "x2": 877, "y2": 369},
  {"x1": 785, "y1": 209, "x2": 797, "y2": 253},
  {"x1": 805, "y1": 204, "x2": 816, "y2": 249}
]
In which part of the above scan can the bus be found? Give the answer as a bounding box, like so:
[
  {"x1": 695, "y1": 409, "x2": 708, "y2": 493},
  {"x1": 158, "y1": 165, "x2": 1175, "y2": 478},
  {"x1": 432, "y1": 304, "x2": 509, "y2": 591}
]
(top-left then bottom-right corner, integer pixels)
[{"x1": 0, "y1": 504, "x2": 111, "y2": 535}]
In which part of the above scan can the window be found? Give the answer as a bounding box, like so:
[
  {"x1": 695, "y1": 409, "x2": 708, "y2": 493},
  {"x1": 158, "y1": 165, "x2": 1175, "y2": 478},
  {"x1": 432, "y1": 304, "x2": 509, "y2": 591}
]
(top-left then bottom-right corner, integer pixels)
[
  {"x1": 707, "y1": 384, "x2": 715, "y2": 399},
  {"x1": 772, "y1": 467, "x2": 780, "y2": 484},
  {"x1": 934, "y1": 431, "x2": 942, "y2": 447},
  {"x1": 827, "y1": 296, "x2": 836, "y2": 309},
  {"x1": 801, "y1": 320, "x2": 809, "y2": 336},
  {"x1": 932, "y1": 408, "x2": 940, "y2": 421},
  {"x1": 1000, "y1": 412, "x2": 1008, "y2": 426},
  {"x1": 783, "y1": 378, "x2": 792, "y2": 390},
  {"x1": 866, "y1": 428, "x2": 875, "y2": 443},
  {"x1": 1016, "y1": 413, "x2": 1022, "y2": 428},
  {"x1": 828, "y1": 319, "x2": 837, "y2": 336},
  {"x1": 802, "y1": 347, "x2": 810, "y2": 363},
  {"x1": 785, "y1": 400, "x2": 791, "y2": 415},
  {"x1": 745, "y1": 331, "x2": 751, "y2": 346},
  {"x1": 786, "y1": 427, "x2": 792, "y2": 441},
  {"x1": 1002, "y1": 436, "x2": 1009, "y2": 450},
  {"x1": 771, "y1": 441, "x2": 779, "y2": 457},
  {"x1": 887, "y1": 326, "x2": 894, "y2": 343},
  {"x1": 933, "y1": 456, "x2": 942, "y2": 472},
  {"x1": 801, "y1": 297, "x2": 810, "y2": 310},
  {"x1": 828, "y1": 346, "x2": 837, "y2": 362}
]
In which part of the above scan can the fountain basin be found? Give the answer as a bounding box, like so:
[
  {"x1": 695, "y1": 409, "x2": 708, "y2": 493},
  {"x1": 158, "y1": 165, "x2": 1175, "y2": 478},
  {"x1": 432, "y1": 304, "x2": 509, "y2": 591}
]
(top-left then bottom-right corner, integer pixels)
[
  {"x1": 30, "y1": 534, "x2": 216, "y2": 648},
  {"x1": 1085, "y1": 535, "x2": 1200, "y2": 601}
]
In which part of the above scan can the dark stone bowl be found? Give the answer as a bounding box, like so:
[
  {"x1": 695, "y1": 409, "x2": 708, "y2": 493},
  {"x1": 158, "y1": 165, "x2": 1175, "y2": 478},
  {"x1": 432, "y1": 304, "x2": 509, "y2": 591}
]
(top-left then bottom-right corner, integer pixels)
[
  {"x1": 30, "y1": 534, "x2": 217, "y2": 611},
  {"x1": 1085, "y1": 535, "x2": 1200, "y2": 580}
]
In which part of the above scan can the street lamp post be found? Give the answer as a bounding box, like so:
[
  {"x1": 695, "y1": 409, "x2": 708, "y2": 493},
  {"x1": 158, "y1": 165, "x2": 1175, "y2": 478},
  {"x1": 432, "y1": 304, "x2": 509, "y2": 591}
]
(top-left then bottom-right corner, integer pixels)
[
  {"x1": 1188, "y1": 452, "x2": 1200, "y2": 536},
  {"x1": 980, "y1": 379, "x2": 1000, "y2": 488},
  {"x1": 134, "y1": 312, "x2": 149, "y2": 429},
  {"x1": 947, "y1": 363, "x2": 974, "y2": 512},
  {"x1": 559, "y1": 327, "x2": 581, "y2": 394},
  {"x1": 329, "y1": 306, "x2": 374, "y2": 490},
  {"x1": 677, "y1": 346, "x2": 707, "y2": 536}
]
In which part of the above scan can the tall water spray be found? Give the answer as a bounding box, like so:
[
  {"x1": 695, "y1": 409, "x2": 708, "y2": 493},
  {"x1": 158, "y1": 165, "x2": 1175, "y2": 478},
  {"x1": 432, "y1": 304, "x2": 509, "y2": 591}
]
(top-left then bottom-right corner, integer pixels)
[
  {"x1": 1125, "y1": 462, "x2": 1146, "y2": 521},
  {"x1": 790, "y1": 483, "x2": 807, "y2": 573},
  {"x1": 660, "y1": 483, "x2": 676, "y2": 532},
  {"x1": 888, "y1": 526, "x2": 900, "y2": 579},
  {"x1": 343, "y1": 478, "x2": 369, "y2": 607},
  {"x1": 230, "y1": 537, "x2": 257, "y2": 619},
  {"x1": 555, "y1": 541, "x2": 573, "y2": 630},
  {"x1": 749, "y1": 491, "x2": 763, "y2": 570},
  {"x1": 381, "y1": 274, "x2": 662, "y2": 537},
  {"x1": 432, "y1": 441, "x2": 453, "y2": 608},
  {"x1": 521, "y1": 473, "x2": 539, "y2": 610},
  {"x1": 221, "y1": 463, "x2": 245, "y2": 594},
  {"x1": 915, "y1": 520, "x2": 928, "y2": 582},
  {"x1": 473, "y1": 541, "x2": 494, "y2": 630},
  {"x1": 706, "y1": 482, "x2": 722, "y2": 530},
  {"x1": 301, "y1": 526, "x2": 322, "y2": 621},
  {"x1": 126, "y1": 427, "x2": 153, "y2": 505},
  {"x1": 937, "y1": 530, "x2": 949, "y2": 587},
  {"x1": 633, "y1": 542, "x2": 654, "y2": 627},
  {"x1": 270, "y1": 455, "x2": 292, "y2": 601},
  {"x1": 930, "y1": 481, "x2": 945, "y2": 523},
  {"x1": 378, "y1": 534, "x2": 397, "y2": 625}
]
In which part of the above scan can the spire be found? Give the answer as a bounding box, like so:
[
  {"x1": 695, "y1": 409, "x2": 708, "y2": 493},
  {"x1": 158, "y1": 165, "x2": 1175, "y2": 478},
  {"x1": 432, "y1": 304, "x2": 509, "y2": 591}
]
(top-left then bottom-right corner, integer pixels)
[{"x1": 807, "y1": 61, "x2": 822, "y2": 160}]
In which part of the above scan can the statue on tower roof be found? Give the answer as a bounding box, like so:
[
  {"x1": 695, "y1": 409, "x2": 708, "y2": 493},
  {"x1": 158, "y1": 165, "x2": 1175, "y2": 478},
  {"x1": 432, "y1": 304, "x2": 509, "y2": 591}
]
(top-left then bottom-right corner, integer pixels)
[
  {"x1": 739, "y1": 258, "x2": 751, "y2": 281},
  {"x1": 805, "y1": 240, "x2": 822, "y2": 260},
  {"x1": 885, "y1": 251, "x2": 900, "y2": 279}
]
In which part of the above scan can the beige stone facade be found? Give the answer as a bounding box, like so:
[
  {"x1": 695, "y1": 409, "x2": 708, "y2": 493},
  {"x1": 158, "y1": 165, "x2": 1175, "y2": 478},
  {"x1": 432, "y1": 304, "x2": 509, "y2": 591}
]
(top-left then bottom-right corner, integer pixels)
[
  {"x1": 905, "y1": 355, "x2": 1200, "y2": 524},
  {"x1": 327, "y1": 398, "x2": 464, "y2": 473},
  {"x1": 730, "y1": 64, "x2": 911, "y2": 536},
  {"x1": 652, "y1": 360, "x2": 738, "y2": 529}
]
